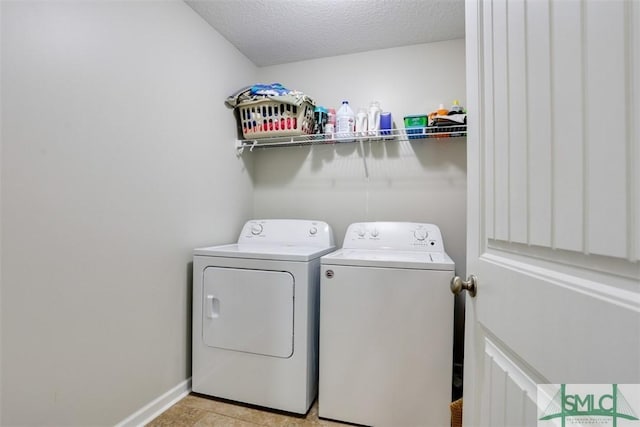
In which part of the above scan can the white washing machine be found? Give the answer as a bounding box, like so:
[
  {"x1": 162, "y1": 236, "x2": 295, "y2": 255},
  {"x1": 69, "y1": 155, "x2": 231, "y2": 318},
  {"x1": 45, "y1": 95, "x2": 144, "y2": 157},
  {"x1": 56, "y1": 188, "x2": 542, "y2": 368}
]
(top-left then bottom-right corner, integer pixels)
[
  {"x1": 319, "y1": 222, "x2": 455, "y2": 427},
  {"x1": 192, "y1": 219, "x2": 334, "y2": 414}
]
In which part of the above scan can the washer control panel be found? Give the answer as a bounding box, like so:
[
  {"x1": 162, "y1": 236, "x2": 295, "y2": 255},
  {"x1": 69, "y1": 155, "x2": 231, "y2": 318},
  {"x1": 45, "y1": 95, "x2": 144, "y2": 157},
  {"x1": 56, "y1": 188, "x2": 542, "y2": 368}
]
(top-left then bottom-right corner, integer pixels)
[
  {"x1": 238, "y1": 219, "x2": 335, "y2": 247},
  {"x1": 343, "y1": 222, "x2": 445, "y2": 252}
]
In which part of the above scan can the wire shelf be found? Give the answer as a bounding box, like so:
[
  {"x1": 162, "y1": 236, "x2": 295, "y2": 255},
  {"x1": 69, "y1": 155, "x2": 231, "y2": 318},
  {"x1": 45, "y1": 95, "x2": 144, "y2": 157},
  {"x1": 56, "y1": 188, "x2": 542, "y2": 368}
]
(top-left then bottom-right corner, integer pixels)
[{"x1": 235, "y1": 125, "x2": 467, "y2": 154}]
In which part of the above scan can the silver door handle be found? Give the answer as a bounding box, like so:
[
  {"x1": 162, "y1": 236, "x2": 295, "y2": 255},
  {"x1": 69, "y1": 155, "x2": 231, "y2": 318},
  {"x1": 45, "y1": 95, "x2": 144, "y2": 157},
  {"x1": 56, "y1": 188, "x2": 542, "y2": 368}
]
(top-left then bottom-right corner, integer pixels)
[{"x1": 450, "y1": 275, "x2": 477, "y2": 297}]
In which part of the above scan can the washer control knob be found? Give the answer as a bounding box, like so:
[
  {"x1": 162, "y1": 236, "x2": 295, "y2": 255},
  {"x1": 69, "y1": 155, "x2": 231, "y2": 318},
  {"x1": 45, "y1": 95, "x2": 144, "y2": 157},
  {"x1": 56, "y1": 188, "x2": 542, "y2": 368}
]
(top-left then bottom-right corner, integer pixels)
[
  {"x1": 309, "y1": 226, "x2": 318, "y2": 235},
  {"x1": 370, "y1": 228, "x2": 379, "y2": 238},
  {"x1": 414, "y1": 229, "x2": 428, "y2": 241},
  {"x1": 251, "y1": 224, "x2": 263, "y2": 235},
  {"x1": 357, "y1": 228, "x2": 366, "y2": 237}
]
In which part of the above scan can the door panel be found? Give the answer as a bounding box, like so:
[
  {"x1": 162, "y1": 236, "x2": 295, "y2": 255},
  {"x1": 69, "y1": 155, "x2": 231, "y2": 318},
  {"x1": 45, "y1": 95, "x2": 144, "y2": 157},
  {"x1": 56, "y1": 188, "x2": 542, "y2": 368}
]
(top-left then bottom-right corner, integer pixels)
[
  {"x1": 465, "y1": 0, "x2": 640, "y2": 425},
  {"x1": 550, "y1": 0, "x2": 584, "y2": 253},
  {"x1": 202, "y1": 267, "x2": 294, "y2": 358},
  {"x1": 480, "y1": 0, "x2": 637, "y2": 260},
  {"x1": 524, "y1": 0, "x2": 553, "y2": 248},
  {"x1": 481, "y1": 338, "x2": 538, "y2": 427},
  {"x1": 506, "y1": 0, "x2": 527, "y2": 245}
]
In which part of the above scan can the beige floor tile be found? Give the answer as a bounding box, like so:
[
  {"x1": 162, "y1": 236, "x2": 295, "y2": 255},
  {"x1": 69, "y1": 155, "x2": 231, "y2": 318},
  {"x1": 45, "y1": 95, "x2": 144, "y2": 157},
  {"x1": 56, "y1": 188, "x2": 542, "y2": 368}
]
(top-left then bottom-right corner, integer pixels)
[
  {"x1": 181, "y1": 394, "x2": 309, "y2": 426},
  {"x1": 193, "y1": 412, "x2": 263, "y2": 427},
  {"x1": 154, "y1": 394, "x2": 352, "y2": 427},
  {"x1": 146, "y1": 405, "x2": 208, "y2": 426}
]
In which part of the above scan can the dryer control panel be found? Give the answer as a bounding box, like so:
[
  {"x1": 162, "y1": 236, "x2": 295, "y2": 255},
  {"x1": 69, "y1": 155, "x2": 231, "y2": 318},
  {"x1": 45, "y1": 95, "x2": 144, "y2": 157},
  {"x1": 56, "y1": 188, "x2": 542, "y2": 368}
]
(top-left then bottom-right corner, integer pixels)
[
  {"x1": 238, "y1": 219, "x2": 335, "y2": 247},
  {"x1": 343, "y1": 222, "x2": 445, "y2": 252}
]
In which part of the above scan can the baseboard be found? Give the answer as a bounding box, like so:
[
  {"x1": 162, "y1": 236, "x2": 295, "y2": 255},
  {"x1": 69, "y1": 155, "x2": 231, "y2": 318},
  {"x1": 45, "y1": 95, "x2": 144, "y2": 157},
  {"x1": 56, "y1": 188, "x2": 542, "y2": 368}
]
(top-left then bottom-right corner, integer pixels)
[{"x1": 115, "y1": 377, "x2": 192, "y2": 427}]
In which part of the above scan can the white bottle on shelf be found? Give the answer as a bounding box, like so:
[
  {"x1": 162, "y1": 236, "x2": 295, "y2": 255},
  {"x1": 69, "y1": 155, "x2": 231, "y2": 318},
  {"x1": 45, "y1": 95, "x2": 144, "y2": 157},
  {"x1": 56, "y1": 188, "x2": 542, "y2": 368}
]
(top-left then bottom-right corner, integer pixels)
[
  {"x1": 336, "y1": 100, "x2": 355, "y2": 142},
  {"x1": 355, "y1": 108, "x2": 368, "y2": 140},
  {"x1": 367, "y1": 101, "x2": 382, "y2": 140},
  {"x1": 450, "y1": 99, "x2": 464, "y2": 114},
  {"x1": 325, "y1": 108, "x2": 336, "y2": 142}
]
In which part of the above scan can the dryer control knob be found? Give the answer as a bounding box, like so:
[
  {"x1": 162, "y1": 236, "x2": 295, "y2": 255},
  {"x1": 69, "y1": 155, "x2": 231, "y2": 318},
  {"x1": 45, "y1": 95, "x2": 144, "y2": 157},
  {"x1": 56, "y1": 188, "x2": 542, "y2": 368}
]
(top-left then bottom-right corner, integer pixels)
[
  {"x1": 251, "y1": 224, "x2": 263, "y2": 235},
  {"x1": 414, "y1": 229, "x2": 428, "y2": 241},
  {"x1": 357, "y1": 228, "x2": 366, "y2": 237},
  {"x1": 370, "y1": 228, "x2": 379, "y2": 238},
  {"x1": 309, "y1": 226, "x2": 318, "y2": 235}
]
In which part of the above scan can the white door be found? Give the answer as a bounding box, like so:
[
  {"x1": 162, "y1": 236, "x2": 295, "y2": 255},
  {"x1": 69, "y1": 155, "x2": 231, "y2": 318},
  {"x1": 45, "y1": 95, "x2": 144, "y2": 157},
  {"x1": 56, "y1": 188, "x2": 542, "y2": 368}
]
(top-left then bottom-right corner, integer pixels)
[{"x1": 463, "y1": 0, "x2": 640, "y2": 426}]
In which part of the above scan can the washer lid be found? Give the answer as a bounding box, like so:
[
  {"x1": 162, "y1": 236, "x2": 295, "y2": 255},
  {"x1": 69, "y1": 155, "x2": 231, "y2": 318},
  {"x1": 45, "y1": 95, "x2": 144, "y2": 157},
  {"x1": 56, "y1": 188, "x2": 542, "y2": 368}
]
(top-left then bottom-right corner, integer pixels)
[
  {"x1": 321, "y1": 248, "x2": 455, "y2": 270},
  {"x1": 194, "y1": 243, "x2": 336, "y2": 262}
]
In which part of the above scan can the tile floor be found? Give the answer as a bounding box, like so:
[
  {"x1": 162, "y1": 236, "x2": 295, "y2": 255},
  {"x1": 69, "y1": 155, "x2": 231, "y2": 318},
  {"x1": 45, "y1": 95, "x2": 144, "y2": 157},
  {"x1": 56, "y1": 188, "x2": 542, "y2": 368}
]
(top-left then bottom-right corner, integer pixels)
[{"x1": 146, "y1": 394, "x2": 350, "y2": 427}]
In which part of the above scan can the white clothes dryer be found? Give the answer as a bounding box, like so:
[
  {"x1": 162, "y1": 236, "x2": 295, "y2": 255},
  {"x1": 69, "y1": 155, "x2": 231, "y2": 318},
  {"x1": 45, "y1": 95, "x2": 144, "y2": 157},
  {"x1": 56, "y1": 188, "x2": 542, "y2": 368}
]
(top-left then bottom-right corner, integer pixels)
[
  {"x1": 192, "y1": 219, "x2": 335, "y2": 414},
  {"x1": 319, "y1": 222, "x2": 455, "y2": 427}
]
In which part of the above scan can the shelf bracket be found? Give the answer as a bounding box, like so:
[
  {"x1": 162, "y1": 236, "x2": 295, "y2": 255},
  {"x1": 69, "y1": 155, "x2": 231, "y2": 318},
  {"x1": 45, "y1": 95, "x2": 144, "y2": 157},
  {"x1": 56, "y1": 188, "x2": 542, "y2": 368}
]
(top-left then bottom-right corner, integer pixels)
[{"x1": 235, "y1": 140, "x2": 245, "y2": 156}]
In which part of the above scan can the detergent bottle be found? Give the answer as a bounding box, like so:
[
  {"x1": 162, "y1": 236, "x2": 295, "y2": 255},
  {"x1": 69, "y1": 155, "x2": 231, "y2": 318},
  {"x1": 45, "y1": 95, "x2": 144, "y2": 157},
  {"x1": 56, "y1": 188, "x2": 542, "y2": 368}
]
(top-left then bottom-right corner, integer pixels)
[
  {"x1": 336, "y1": 100, "x2": 355, "y2": 142},
  {"x1": 367, "y1": 101, "x2": 382, "y2": 140}
]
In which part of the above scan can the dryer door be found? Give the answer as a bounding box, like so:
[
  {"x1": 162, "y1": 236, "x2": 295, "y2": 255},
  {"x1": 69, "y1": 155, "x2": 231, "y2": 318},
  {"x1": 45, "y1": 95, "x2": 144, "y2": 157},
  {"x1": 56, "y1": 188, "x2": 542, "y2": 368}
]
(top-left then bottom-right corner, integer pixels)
[{"x1": 202, "y1": 267, "x2": 294, "y2": 358}]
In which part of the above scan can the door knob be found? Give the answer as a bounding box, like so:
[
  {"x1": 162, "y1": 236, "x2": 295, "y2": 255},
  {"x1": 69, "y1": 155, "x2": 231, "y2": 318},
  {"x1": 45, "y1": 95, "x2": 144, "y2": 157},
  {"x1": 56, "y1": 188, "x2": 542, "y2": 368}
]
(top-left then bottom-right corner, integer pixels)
[{"x1": 450, "y1": 275, "x2": 477, "y2": 297}]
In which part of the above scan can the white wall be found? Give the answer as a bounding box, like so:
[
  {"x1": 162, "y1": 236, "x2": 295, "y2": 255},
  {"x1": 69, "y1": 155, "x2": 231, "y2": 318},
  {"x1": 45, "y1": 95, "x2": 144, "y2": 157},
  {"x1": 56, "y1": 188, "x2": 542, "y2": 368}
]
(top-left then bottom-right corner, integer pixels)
[
  {"x1": 253, "y1": 40, "x2": 467, "y2": 276},
  {"x1": 0, "y1": 1, "x2": 255, "y2": 425},
  {"x1": 1, "y1": 6, "x2": 467, "y2": 423},
  {"x1": 253, "y1": 42, "x2": 468, "y2": 382}
]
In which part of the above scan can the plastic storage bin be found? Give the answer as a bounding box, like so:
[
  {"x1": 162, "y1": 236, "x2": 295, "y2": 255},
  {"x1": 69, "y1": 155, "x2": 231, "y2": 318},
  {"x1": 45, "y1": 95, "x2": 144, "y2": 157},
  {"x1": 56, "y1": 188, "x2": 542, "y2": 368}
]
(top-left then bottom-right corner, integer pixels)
[
  {"x1": 403, "y1": 115, "x2": 428, "y2": 139},
  {"x1": 237, "y1": 98, "x2": 315, "y2": 139}
]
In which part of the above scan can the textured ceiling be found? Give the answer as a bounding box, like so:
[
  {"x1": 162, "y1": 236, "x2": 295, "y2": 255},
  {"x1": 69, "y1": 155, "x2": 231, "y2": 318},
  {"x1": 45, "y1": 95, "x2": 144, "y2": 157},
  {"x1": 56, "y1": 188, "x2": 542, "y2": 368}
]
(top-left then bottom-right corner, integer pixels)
[{"x1": 185, "y1": 0, "x2": 465, "y2": 67}]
